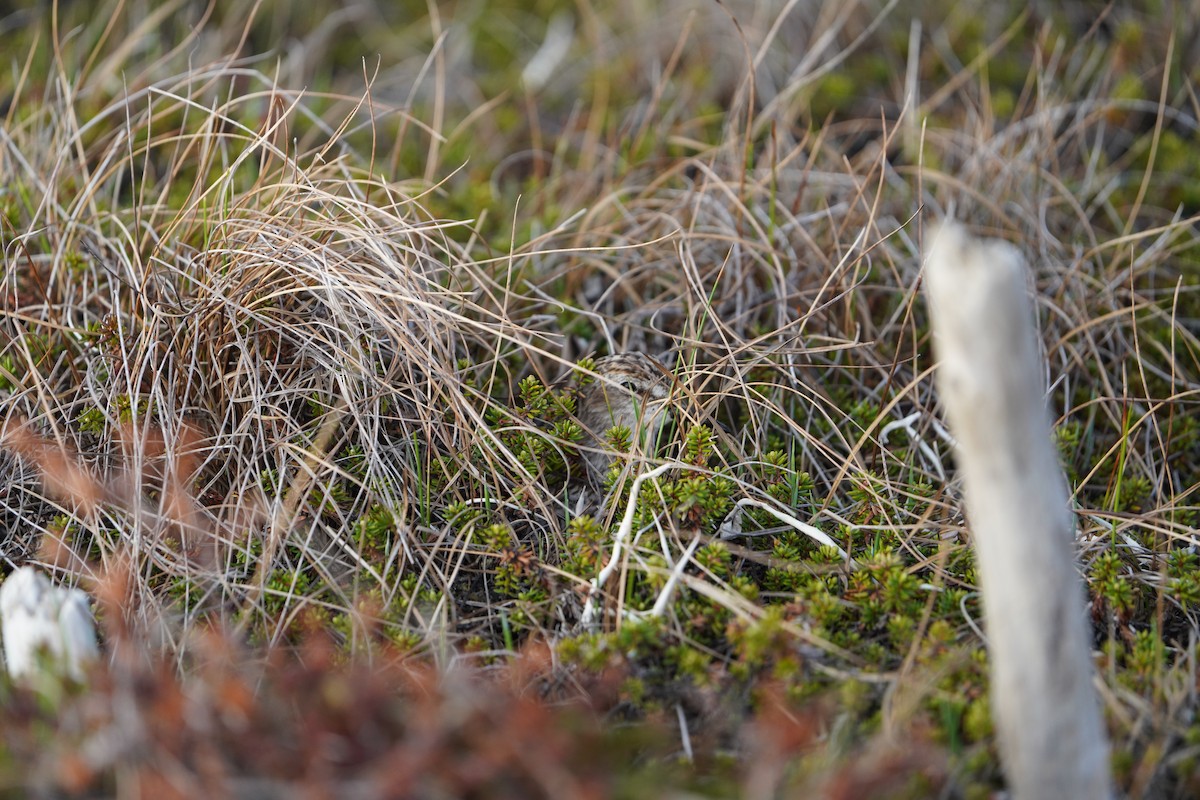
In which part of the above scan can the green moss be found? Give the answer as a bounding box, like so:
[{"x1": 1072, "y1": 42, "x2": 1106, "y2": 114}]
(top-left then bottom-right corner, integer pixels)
[
  {"x1": 810, "y1": 73, "x2": 859, "y2": 121},
  {"x1": 962, "y1": 697, "x2": 993, "y2": 743}
]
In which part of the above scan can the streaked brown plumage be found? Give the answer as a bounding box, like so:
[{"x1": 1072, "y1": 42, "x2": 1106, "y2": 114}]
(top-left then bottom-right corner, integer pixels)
[{"x1": 576, "y1": 352, "x2": 673, "y2": 484}]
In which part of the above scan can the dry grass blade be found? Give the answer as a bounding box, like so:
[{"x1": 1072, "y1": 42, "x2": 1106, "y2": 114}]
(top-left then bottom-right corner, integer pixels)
[{"x1": 0, "y1": 1, "x2": 1196, "y2": 796}]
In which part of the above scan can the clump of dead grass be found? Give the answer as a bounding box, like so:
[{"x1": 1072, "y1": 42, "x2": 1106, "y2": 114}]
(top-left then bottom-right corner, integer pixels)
[{"x1": 0, "y1": 0, "x2": 1198, "y2": 796}]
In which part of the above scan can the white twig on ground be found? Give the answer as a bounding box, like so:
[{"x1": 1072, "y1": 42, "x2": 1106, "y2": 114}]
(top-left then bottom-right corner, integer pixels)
[
  {"x1": 650, "y1": 535, "x2": 702, "y2": 618},
  {"x1": 719, "y1": 498, "x2": 851, "y2": 562},
  {"x1": 521, "y1": 13, "x2": 575, "y2": 92},
  {"x1": 676, "y1": 702, "x2": 694, "y2": 763},
  {"x1": 926, "y1": 221, "x2": 1112, "y2": 800},
  {"x1": 879, "y1": 410, "x2": 947, "y2": 481},
  {"x1": 580, "y1": 462, "x2": 675, "y2": 628}
]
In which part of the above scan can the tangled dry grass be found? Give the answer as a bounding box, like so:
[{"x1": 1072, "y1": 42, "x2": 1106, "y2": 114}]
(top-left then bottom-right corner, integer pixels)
[{"x1": 0, "y1": 0, "x2": 1196, "y2": 796}]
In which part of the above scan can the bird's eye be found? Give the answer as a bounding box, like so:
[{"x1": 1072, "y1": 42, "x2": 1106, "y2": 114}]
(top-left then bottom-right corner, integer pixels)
[{"x1": 619, "y1": 380, "x2": 638, "y2": 392}]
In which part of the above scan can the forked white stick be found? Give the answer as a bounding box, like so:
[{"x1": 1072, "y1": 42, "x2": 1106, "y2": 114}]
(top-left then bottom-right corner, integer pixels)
[
  {"x1": 581, "y1": 462, "x2": 675, "y2": 628},
  {"x1": 925, "y1": 222, "x2": 1111, "y2": 800}
]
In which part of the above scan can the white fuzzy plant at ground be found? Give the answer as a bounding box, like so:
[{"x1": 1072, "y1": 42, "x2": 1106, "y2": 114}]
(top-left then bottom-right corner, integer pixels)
[
  {"x1": 925, "y1": 222, "x2": 1111, "y2": 800},
  {"x1": 0, "y1": 566, "x2": 99, "y2": 683}
]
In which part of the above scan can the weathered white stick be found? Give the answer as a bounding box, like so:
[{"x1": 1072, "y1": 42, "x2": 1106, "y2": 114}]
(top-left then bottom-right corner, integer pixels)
[
  {"x1": 925, "y1": 222, "x2": 1111, "y2": 800},
  {"x1": 580, "y1": 462, "x2": 675, "y2": 628}
]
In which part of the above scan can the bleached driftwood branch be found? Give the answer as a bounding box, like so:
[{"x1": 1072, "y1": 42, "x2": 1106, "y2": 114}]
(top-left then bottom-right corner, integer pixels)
[{"x1": 925, "y1": 222, "x2": 1111, "y2": 800}]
